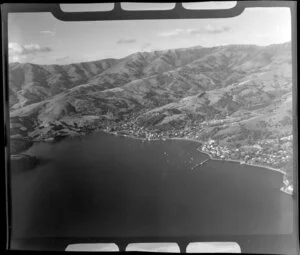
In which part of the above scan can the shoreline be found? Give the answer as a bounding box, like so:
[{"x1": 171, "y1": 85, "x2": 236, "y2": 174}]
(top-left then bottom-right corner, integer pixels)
[
  {"x1": 101, "y1": 130, "x2": 287, "y2": 176},
  {"x1": 33, "y1": 129, "x2": 292, "y2": 196},
  {"x1": 195, "y1": 147, "x2": 287, "y2": 175}
]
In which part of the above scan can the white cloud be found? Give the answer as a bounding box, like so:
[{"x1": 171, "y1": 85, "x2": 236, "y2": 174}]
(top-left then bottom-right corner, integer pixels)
[
  {"x1": 9, "y1": 54, "x2": 27, "y2": 63},
  {"x1": 187, "y1": 25, "x2": 231, "y2": 35},
  {"x1": 23, "y1": 44, "x2": 52, "y2": 54},
  {"x1": 158, "y1": 29, "x2": 186, "y2": 37},
  {"x1": 8, "y1": 42, "x2": 23, "y2": 54},
  {"x1": 158, "y1": 25, "x2": 231, "y2": 38},
  {"x1": 204, "y1": 25, "x2": 230, "y2": 34},
  {"x1": 117, "y1": 38, "x2": 136, "y2": 44},
  {"x1": 8, "y1": 42, "x2": 52, "y2": 63},
  {"x1": 40, "y1": 30, "x2": 55, "y2": 36}
]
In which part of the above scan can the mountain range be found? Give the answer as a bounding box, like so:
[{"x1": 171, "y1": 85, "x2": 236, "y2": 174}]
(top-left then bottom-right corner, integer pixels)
[{"x1": 9, "y1": 41, "x2": 294, "y2": 185}]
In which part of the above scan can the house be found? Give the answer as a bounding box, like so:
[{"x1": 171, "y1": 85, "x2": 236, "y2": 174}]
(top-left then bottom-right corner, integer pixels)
[{"x1": 208, "y1": 139, "x2": 216, "y2": 145}]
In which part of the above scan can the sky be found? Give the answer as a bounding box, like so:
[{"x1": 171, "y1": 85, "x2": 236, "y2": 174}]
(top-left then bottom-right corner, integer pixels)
[{"x1": 8, "y1": 2, "x2": 292, "y2": 65}]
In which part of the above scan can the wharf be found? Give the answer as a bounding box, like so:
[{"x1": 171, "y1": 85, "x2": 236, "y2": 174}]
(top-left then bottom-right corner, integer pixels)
[{"x1": 191, "y1": 158, "x2": 210, "y2": 170}]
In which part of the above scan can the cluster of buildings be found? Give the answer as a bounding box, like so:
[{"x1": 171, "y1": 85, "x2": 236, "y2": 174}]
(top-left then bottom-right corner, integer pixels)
[
  {"x1": 101, "y1": 116, "x2": 293, "y2": 172},
  {"x1": 33, "y1": 112, "x2": 293, "y2": 176},
  {"x1": 281, "y1": 175, "x2": 294, "y2": 195},
  {"x1": 201, "y1": 140, "x2": 233, "y2": 160},
  {"x1": 31, "y1": 114, "x2": 294, "y2": 195},
  {"x1": 105, "y1": 123, "x2": 187, "y2": 140},
  {"x1": 200, "y1": 137, "x2": 293, "y2": 170}
]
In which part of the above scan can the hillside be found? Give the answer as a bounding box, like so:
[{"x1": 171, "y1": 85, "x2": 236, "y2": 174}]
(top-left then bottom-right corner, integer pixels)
[{"x1": 9, "y1": 41, "x2": 294, "y2": 192}]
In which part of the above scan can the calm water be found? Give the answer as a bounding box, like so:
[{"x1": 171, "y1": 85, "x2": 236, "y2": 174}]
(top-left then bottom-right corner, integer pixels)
[{"x1": 10, "y1": 132, "x2": 293, "y2": 239}]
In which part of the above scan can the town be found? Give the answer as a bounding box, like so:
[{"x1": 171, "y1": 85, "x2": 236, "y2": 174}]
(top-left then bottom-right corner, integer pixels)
[
  {"x1": 33, "y1": 111, "x2": 293, "y2": 175},
  {"x1": 23, "y1": 110, "x2": 293, "y2": 195},
  {"x1": 200, "y1": 136, "x2": 293, "y2": 170},
  {"x1": 98, "y1": 115, "x2": 293, "y2": 175}
]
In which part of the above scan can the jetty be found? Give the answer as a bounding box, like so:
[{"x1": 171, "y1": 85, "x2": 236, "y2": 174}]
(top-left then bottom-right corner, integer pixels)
[{"x1": 191, "y1": 158, "x2": 210, "y2": 170}]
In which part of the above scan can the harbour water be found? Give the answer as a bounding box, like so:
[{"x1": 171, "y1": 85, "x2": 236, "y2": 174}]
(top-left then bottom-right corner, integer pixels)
[{"x1": 10, "y1": 131, "x2": 293, "y2": 240}]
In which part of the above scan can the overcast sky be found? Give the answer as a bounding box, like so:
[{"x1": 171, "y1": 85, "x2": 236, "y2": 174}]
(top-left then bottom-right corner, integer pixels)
[{"x1": 8, "y1": 2, "x2": 291, "y2": 65}]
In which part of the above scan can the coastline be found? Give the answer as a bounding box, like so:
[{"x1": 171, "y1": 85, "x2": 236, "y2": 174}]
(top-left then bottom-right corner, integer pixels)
[
  {"x1": 35, "y1": 129, "x2": 292, "y2": 196},
  {"x1": 195, "y1": 147, "x2": 287, "y2": 175},
  {"x1": 101, "y1": 130, "x2": 287, "y2": 176}
]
